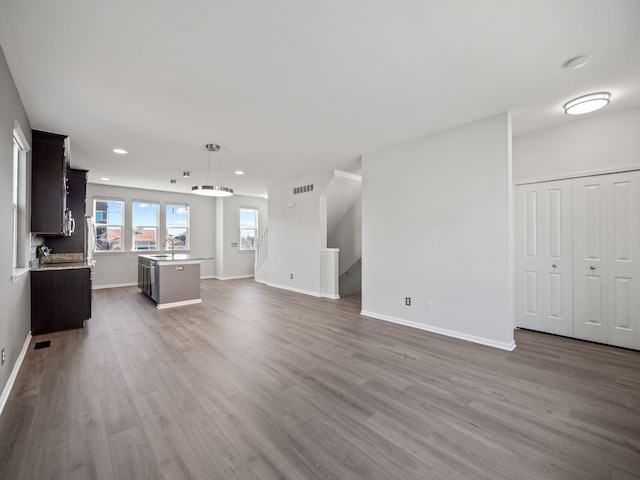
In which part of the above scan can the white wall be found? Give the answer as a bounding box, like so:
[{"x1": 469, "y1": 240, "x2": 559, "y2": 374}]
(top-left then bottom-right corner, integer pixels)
[
  {"x1": 267, "y1": 171, "x2": 334, "y2": 296},
  {"x1": 362, "y1": 113, "x2": 515, "y2": 350},
  {"x1": 214, "y1": 196, "x2": 224, "y2": 279},
  {"x1": 513, "y1": 107, "x2": 640, "y2": 183},
  {"x1": 86, "y1": 183, "x2": 216, "y2": 287},
  {"x1": 0, "y1": 44, "x2": 32, "y2": 401},
  {"x1": 214, "y1": 194, "x2": 268, "y2": 279}
]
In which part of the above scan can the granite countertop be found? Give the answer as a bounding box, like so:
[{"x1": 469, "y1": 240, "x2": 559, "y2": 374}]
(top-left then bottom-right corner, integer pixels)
[
  {"x1": 32, "y1": 261, "x2": 92, "y2": 272},
  {"x1": 32, "y1": 252, "x2": 92, "y2": 271}
]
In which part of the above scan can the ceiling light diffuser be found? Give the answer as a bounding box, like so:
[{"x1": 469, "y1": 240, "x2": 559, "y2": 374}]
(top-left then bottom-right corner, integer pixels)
[
  {"x1": 563, "y1": 92, "x2": 611, "y2": 115},
  {"x1": 234, "y1": 170, "x2": 244, "y2": 175},
  {"x1": 112, "y1": 148, "x2": 128, "y2": 154}
]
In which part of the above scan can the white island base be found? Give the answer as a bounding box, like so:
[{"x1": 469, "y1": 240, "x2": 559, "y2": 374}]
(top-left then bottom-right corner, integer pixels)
[
  {"x1": 156, "y1": 298, "x2": 202, "y2": 310},
  {"x1": 155, "y1": 261, "x2": 202, "y2": 309}
]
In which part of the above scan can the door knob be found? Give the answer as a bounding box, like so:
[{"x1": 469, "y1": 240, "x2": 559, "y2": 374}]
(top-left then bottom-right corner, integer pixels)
[
  {"x1": 590, "y1": 266, "x2": 596, "y2": 270},
  {"x1": 552, "y1": 264, "x2": 558, "y2": 268}
]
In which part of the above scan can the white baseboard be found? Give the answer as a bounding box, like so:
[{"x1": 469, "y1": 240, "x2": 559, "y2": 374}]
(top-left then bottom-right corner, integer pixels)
[
  {"x1": 209, "y1": 274, "x2": 255, "y2": 281},
  {"x1": 156, "y1": 298, "x2": 203, "y2": 309},
  {"x1": 92, "y1": 282, "x2": 137, "y2": 290},
  {"x1": 267, "y1": 282, "x2": 322, "y2": 298},
  {"x1": 0, "y1": 332, "x2": 31, "y2": 417},
  {"x1": 360, "y1": 310, "x2": 516, "y2": 351},
  {"x1": 254, "y1": 277, "x2": 268, "y2": 285},
  {"x1": 321, "y1": 293, "x2": 340, "y2": 300}
]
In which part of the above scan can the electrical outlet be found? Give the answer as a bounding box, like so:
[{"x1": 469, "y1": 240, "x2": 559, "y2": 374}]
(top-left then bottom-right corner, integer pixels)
[
  {"x1": 1, "y1": 347, "x2": 5, "y2": 366},
  {"x1": 405, "y1": 297, "x2": 411, "y2": 306},
  {"x1": 290, "y1": 273, "x2": 294, "y2": 279},
  {"x1": 427, "y1": 301, "x2": 433, "y2": 310}
]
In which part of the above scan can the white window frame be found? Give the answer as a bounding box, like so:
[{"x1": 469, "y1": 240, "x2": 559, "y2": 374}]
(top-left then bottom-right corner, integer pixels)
[
  {"x1": 239, "y1": 206, "x2": 258, "y2": 251},
  {"x1": 93, "y1": 198, "x2": 125, "y2": 252},
  {"x1": 12, "y1": 122, "x2": 30, "y2": 281},
  {"x1": 131, "y1": 201, "x2": 160, "y2": 251},
  {"x1": 12, "y1": 139, "x2": 19, "y2": 269},
  {"x1": 165, "y1": 203, "x2": 190, "y2": 251}
]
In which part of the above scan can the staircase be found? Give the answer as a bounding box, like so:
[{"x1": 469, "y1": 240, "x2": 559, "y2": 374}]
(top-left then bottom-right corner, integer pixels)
[
  {"x1": 254, "y1": 228, "x2": 268, "y2": 284},
  {"x1": 339, "y1": 257, "x2": 362, "y2": 297}
]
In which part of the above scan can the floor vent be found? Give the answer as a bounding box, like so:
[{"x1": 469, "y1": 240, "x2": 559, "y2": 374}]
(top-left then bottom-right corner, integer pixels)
[
  {"x1": 34, "y1": 341, "x2": 51, "y2": 349},
  {"x1": 293, "y1": 184, "x2": 314, "y2": 195}
]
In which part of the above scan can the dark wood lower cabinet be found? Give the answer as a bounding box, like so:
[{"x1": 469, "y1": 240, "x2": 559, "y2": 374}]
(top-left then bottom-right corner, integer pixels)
[{"x1": 31, "y1": 267, "x2": 92, "y2": 335}]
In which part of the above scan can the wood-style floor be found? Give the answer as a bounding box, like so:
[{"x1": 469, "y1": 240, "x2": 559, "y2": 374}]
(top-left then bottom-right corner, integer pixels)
[{"x1": 1, "y1": 279, "x2": 639, "y2": 479}]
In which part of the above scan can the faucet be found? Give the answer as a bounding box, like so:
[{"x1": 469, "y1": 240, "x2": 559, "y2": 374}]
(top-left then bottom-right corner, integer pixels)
[{"x1": 161, "y1": 236, "x2": 176, "y2": 257}]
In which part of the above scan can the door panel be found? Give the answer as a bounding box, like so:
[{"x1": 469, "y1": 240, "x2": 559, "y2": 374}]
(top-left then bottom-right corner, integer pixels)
[
  {"x1": 573, "y1": 177, "x2": 608, "y2": 342},
  {"x1": 516, "y1": 180, "x2": 573, "y2": 336},
  {"x1": 524, "y1": 271, "x2": 538, "y2": 315},
  {"x1": 548, "y1": 272, "x2": 563, "y2": 319},
  {"x1": 573, "y1": 171, "x2": 640, "y2": 349},
  {"x1": 607, "y1": 173, "x2": 640, "y2": 349}
]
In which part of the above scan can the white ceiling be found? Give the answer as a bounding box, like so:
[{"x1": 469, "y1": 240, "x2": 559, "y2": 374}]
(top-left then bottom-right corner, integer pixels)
[{"x1": 1, "y1": 0, "x2": 639, "y2": 197}]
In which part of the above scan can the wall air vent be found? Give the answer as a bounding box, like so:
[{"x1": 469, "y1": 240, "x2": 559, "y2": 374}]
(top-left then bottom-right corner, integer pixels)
[{"x1": 293, "y1": 184, "x2": 314, "y2": 195}]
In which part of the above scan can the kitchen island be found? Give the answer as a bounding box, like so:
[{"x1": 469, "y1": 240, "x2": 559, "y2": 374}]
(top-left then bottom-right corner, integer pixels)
[{"x1": 138, "y1": 254, "x2": 210, "y2": 309}]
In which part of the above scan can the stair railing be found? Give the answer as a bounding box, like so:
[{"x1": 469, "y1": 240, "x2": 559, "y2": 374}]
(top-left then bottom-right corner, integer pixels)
[{"x1": 339, "y1": 257, "x2": 361, "y2": 280}]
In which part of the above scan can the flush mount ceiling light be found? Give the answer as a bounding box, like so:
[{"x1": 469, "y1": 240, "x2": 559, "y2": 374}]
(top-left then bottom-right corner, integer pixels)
[
  {"x1": 564, "y1": 55, "x2": 590, "y2": 69},
  {"x1": 192, "y1": 144, "x2": 234, "y2": 197},
  {"x1": 112, "y1": 148, "x2": 128, "y2": 154},
  {"x1": 234, "y1": 170, "x2": 244, "y2": 175},
  {"x1": 564, "y1": 92, "x2": 611, "y2": 115}
]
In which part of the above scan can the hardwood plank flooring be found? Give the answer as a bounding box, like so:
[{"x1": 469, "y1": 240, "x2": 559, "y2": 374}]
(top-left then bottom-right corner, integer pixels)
[{"x1": 1, "y1": 278, "x2": 639, "y2": 479}]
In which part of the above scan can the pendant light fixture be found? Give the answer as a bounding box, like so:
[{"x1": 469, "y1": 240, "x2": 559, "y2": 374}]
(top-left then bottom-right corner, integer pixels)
[{"x1": 192, "y1": 143, "x2": 234, "y2": 197}]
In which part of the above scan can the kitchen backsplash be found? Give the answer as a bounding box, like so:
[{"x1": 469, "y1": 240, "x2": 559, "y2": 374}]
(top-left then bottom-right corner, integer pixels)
[{"x1": 30, "y1": 234, "x2": 44, "y2": 266}]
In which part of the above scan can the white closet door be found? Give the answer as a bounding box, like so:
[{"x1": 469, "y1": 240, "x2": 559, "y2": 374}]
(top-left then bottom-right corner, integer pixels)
[
  {"x1": 516, "y1": 180, "x2": 573, "y2": 336},
  {"x1": 573, "y1": 171, "x2": 640, "y2": 349}
]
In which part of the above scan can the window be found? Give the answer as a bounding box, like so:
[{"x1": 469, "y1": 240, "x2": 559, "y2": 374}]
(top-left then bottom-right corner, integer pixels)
[
  {"x1": 239, "y1": 207, "x2": 258, "y2": 250},
  {"x1": 132, "y1": 201, "x2": 159, "y2": 250},
  {"x1": 12, "y1": 138, "x2": 19, "y2": 268},
  {"x1": 12, "y1": 123, "x2": 29, "y2": 274},
  {"x1": 94, "y1": 199, "x2": 124, "y2": 251},
  {"x1": 166, "y1": 203, "x2": 190, "y2": 250}
]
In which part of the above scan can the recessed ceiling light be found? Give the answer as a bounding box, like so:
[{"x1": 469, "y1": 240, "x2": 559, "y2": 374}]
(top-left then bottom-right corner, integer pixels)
[
  {"x1": 564, "y1": 55, "x2": 590, "y2": 69},
  {"x1": 101, "y1": 177, "x2": 110, "y2": 181},
  {"x1": 563, "y1": 92, "x2": 611, "y2": 115},
  {"x1": 112, "y1": 148, "x2": 128, "y2": 154},
  {"x1": 234, "y1": 170, "x2": 245, "y2": 175}
]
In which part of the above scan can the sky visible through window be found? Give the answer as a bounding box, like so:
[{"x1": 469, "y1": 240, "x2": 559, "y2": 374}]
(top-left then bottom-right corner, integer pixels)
[
  {"x1": 167, "y1": 203, "x2": 189, "y2": 249},
  {"x1": 133, "y1": 202, "x2": 158, "y2": 226}
]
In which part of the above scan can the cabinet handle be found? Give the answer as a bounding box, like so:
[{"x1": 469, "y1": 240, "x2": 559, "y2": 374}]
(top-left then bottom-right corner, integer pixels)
[
  {"x1": 590, "y1": 265, "x2": 596, "y2": 270},
  {"x1": 552, "y1": 264, "x2": 557, "y2": 268}
]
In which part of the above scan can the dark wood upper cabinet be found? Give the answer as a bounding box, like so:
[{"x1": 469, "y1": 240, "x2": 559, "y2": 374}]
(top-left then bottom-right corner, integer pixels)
[{"x1": 31, "y1": 130, "x2": 69, "y2": 235}]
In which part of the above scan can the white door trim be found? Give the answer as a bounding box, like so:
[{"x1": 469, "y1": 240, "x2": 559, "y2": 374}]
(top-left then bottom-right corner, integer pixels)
[{"x1": 514, "y1": 166, "x2": 640, "y2": 186}]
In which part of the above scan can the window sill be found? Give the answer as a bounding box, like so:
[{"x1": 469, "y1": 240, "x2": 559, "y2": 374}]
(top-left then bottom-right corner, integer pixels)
[{"x1": 11, "y1": 267, "x2": 30, "y2": 283}]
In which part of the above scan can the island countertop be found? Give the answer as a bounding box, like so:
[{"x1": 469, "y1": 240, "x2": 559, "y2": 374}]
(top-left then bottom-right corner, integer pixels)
[{"x1": 137, "y1": 253, "x2": 213, "y2": 265}]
